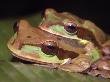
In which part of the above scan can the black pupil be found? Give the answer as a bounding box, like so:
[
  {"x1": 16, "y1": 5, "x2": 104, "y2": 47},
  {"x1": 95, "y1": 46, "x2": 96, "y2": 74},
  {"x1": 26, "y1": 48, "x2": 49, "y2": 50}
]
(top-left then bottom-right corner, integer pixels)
[
  {"x1": 47, "y1": 45, "x2": 55, "y2": 50},
  {"x1": 68, "y1": 25, "x2": 75, "y2": 29}
]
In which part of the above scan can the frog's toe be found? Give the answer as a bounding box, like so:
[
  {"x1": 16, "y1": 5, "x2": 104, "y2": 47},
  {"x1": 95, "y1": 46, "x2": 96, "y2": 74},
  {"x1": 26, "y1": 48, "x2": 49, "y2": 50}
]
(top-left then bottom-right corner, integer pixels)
[{"x1": 58, "y1": 57, "x2": 91, "y2": 72}]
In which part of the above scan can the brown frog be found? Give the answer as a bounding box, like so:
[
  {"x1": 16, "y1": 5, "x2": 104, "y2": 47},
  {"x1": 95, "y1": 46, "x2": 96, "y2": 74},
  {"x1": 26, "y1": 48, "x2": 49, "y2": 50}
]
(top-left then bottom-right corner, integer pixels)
[
  {"x1": 39, "y1": 8, "x2": 110, "y2": 78},
  {"x1": 7, "y1": 19, "x2": 100, "y2": 73},
  {"x1": 7, "y1": 8, "x2": 110, "y2": 78}
]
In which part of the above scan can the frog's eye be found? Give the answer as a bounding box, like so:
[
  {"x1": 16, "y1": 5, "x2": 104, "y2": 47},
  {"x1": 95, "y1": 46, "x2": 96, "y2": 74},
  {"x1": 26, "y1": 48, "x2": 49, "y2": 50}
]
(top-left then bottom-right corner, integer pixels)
[
  {"x1": 13, "y1": 21, "x2": 19, "y2": 33},
  {"x1": 64, "y1": 23, "x2": 77, "y2": 34},
  {"x1": 41, "y1": 41, "x2": 58, "y2": 55}
]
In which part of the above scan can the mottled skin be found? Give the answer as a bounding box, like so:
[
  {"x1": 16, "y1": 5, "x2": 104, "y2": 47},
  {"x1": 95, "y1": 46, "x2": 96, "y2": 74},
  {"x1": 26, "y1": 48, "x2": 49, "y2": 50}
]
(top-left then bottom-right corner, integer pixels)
[
  {"x1": 40, "y1": 8, "x2": 110, "y2": 48},
  {"x1": 8, "y1": 19, "x2": 101, "y2": 72},
  {"x1": 7, "y1": 9, "x2": 110, "y2": 78},
  {"x1": 39, "y1": 8, "x2": 110, "y2": 78}
]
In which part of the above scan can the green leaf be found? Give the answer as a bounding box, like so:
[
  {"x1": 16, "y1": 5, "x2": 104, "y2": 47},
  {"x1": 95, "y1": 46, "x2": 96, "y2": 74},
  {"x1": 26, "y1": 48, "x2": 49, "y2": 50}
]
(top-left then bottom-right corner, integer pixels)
[{"x1": 0, "y1": 13, "x2": 110, "y2": 82}]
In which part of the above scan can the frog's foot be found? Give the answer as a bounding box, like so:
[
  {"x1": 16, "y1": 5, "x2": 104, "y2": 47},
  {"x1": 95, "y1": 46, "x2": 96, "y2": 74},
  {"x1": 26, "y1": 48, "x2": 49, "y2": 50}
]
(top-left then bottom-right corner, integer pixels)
[
  {"x1": 58, "y1": 56, "x2": 91, "y2": 72},
  {"x1": 85, "y1": 56, "x2": 110, "y2": 78},
  {"x1": 102, "y1": 40, "x2": 110, "y2": 55}
]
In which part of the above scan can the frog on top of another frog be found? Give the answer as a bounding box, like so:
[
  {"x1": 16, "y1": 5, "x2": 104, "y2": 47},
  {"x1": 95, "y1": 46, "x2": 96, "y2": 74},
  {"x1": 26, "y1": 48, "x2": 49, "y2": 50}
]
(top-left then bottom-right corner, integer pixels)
[
  {"x1": 40, "y1": 8, "x2": 110, "y2": 47},
  {"x1": 39, "y1": 8, "x2": 110, "y2": 78},
  {"x1": 7, "y1": 8, "x2": 110, "y2": 78}
]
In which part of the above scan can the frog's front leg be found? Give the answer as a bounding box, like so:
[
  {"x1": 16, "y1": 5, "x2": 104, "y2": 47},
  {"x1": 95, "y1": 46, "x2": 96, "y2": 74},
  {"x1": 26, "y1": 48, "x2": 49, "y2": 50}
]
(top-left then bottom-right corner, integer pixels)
[
  {"x1": 58, "y1": 55, "x2": 92, "y2": 72},
  {"x1": 58, "y1": 42, "x2": 101, "y2": 72},
  {"x1": 102, "y1": 40, "x2": 110, "y2": 55}
]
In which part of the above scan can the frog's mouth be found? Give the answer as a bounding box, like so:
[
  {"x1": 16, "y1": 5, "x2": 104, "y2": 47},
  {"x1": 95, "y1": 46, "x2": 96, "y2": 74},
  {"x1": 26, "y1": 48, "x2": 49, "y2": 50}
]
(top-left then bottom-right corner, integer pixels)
[{"x1": 7, "y1": 34, "x2": 78, "y2": 65}]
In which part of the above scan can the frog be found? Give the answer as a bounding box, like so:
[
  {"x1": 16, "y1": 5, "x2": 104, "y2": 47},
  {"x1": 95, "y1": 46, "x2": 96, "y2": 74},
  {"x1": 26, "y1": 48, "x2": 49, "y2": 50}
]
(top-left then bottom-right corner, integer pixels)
[
  {"x1": 39, "y1": 8, "x2": 110, "y2": 49},
  {"x1": 7, "y1": 19, "x2": 101, "y2": 73},
  {"x1": 39, "y1": 8, "x2": 110, "y2": 78}
]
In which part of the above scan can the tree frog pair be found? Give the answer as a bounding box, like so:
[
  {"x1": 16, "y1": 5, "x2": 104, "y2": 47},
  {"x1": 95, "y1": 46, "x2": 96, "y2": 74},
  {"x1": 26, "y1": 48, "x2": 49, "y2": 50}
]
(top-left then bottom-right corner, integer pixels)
[{"x1": 7, "y1": 8, "x2": 110, "y2": 78}]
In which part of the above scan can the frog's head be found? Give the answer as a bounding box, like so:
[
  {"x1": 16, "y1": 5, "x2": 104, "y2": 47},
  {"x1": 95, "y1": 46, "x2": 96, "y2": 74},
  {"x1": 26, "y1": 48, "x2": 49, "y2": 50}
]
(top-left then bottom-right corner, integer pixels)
[{"x1": 40, "y1": 8, "x2": 106, "y2": 46}]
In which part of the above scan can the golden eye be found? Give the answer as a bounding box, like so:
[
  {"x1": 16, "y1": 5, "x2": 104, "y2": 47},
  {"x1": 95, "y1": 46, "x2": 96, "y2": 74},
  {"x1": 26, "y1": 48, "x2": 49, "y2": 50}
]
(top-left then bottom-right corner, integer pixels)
[
  {"x1": 13, "y1": 21, "x2": 19, "y2": 33},
  {"x1": 41, "y1": 41, "x2": 58, "y2": 55},
  {"x1": 64, "y1": 23, "x2": 77, "y2": 34}
]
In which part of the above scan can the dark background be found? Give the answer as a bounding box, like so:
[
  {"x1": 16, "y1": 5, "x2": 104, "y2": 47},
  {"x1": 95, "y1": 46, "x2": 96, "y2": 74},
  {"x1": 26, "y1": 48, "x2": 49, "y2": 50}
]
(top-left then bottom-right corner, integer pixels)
[{"x1": 0, "y1": 0, "x2": 110, "y2": 34}]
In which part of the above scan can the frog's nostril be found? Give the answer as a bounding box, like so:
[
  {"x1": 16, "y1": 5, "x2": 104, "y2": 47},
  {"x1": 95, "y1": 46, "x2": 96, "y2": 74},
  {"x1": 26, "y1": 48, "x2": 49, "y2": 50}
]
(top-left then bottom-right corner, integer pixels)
[
  {"x1": 27, "y1": 36, "x2": 31, "y2": 38},
  {"x1": 13, "y1": 21, "x2": 19, "y2": 33}
]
